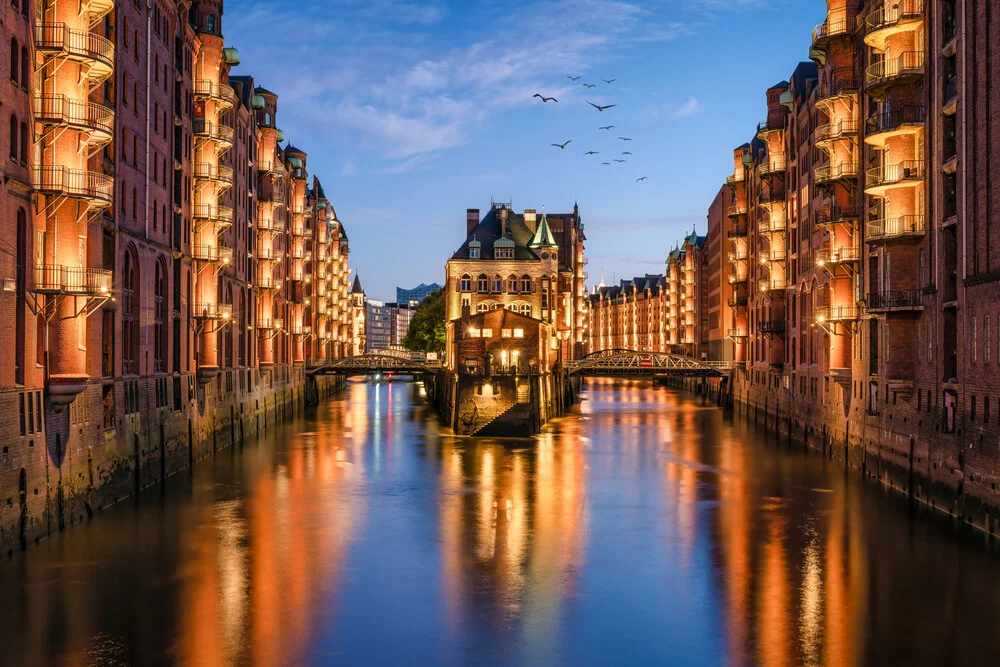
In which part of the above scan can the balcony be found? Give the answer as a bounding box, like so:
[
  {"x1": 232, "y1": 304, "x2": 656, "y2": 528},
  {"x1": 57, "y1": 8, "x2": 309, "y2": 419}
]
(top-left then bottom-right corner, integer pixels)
[
  {"x1": 258, "y1": 185, "x2": 284, "y2": 205},
  {"x1": 191, "y1": 244, "x2": 233, "y2": 265},
  {"x1": 758, "y1": 189, "x2": 785, "y2": 207},
  {"x1": 192, "y1": 203, "x2": 234, "y2": 230},
  {"x1": 258, "y1": 217, "x2": 278, "y2": 233},
  {"x1": 864, "y1": 106, "x2": 926, "y2": 147},
  {"x1": 864, "y1": 0, "x2": 924, "y2": 51},
  {"x1": 727, "y1": 329, "x2": 747, "y2": 339},
  {"x1": 759, "y1": 280, "x2": 786, "y2": 297},
  {"x1": 33, "y1": 94, "x2": 114, "y2": 144},
  {"x1": 194, "y1": 120, "x2": 235, "y2": 147},
  {"x1": 34, "y1": 166, "x2": 113, "y2": 207},
  {"x1": 193, "y1": 80, "x2": 237, "y2": 109},
  {"x1": 866, "y1": 289, "x2": 922, "y2": 313},
  {"x1": 193, "y1": 162, "x2": 234, "y2": 185},
  {"x1": 728, "y1": 274, "x2": 748, "y2": 285},
  {"x1": 256, "y1": 248, "x2": 280, "y2": 263},
  {"x1": 816, "y1": 246, "x2": 861, "y2": 268},
  {"x1": 727, "y1": 203, "x2": 748, "y2": 218},
  {"x1": 811, "y1": 11, "x2": 851, "y2": 51},
  {"x1": 864, "y1": 160, "x2": 925, "y2": 196},
  {"x1": 759, "y1": 321, "x2": 786, "y2": 335},
  {"x1": 257, "y1": 317, "x2": 284, "y2": 331},
  {"x1": 815, "y1": 206, "x2": 859, "y2": 228},
  {"x1": 728, "y1": 251, "x2": 748, "y2": 263},
  {"x1": 757, "y1": 119, "x2": 784, "y2": 141},
  {"x1": 759, "y1": 155, "x2": 786, "y2": 176},
  {"x1": 291, "y1": 225, "x2": 313, "y2": 239},
  {"x1": 728, "y1": 296, "x2": 748, "y2": 310},
  {"x1": 866, "y1": 215, "x2": 926, "y2": 243},
  {"x1": 813, "y1": 119, "x2": 859, "y2": 146},
  {"x1": 33, "y1": 265, "x2": 112, "y2": 295},
  {"x1": 727, "y1": 226, "x2": 748, "y2": 240},
  {"x1": 816, "y1": 69, "x2": 859, "y2": 106},
  {"x1": 192, "y1": 302, "x2": 233, "y2": 320},
  {"x1": 726, "y1": 172, "x2": 745, "y2": 187},
  {"x1": 866, "y1": 51, "x2": 925, "y2": 92},
  {"x1": 759, "y1": 218, "x2": 786, "y2": 234},
  {"x1": 760, "y1": 249, "x2": 786, "y2": 263},
  {"x1": 815, "y1": 161, "x2": 859, "y2": 186},
  {"x1": 257, "y1": 275, "x2": 280, "y2": 291},
  {"x1": 814, "y1": 305, "x2": 859, "y2": 323},
  {"x1": 34, "y1": 23, "x2": 114, "y2": 81},
  {"x1": 258, "y1": 160, "x2": 285, "y2": 177}
]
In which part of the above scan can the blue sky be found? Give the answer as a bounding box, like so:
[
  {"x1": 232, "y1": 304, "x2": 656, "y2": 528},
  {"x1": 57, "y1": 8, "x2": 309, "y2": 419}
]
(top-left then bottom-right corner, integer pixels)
[{"x1": 225, "y1": 0, "x2": 823, "y2": 301}]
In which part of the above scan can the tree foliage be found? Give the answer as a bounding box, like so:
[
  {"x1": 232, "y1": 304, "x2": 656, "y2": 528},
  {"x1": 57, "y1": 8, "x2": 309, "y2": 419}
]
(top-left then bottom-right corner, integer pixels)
[{"x1": 402, "y1": 289, "x2": 446, "y2": 353}]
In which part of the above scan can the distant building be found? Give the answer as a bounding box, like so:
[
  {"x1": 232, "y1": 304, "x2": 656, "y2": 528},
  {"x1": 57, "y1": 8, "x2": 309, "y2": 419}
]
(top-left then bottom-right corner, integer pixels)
[
  {"x1": 387, "y1": 303, "x2": 415, "y2": 349},
  {"x1": 364, "y1": 298, "x2": 391, "y2": 352},
  {"x1": 396, "y1": 283, "x2": 443, "y2": 307}
]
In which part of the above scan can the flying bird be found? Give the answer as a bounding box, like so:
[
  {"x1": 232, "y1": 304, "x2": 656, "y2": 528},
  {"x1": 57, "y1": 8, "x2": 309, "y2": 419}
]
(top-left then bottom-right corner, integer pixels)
[
  {"x1": 583, "y1": 83, "x2": 597, "y2": 88},
  {"x1": 599, "y1": 125, "x2": 615, "y2": 130},
  {"x1": 618, "y1": 137, "x2": 632, "y2": 141},
  {"x1": 584, "y1": 151, "x2": 599, "y2": 155},
  {"x1": 586, "y1": 101, "x2": 617, "y2": 112},
  {"x1": 603, "y1": 79, "x2": 616, "y2": 84},
  {"x1": 636, "y1": 176, "x2": 649, "y2": 182},
  {"x1": 567, "y1": 75, "x2": 581, "y2": 81},
  {"x1": 613, "y1": 159, "x2": 626, "y2": 163},
  {"x1": 533, "y1": 94, "x2": 558, "y2": 103},
  {"x1": 601, "y1": 162, "x2": 611, "y2": 166},
  {"x1": 551, "y1": 140, "x2": 572, "y2": 149},
  {"x1": 621, "y1": 151, "x2": 632, "y2": 155}
]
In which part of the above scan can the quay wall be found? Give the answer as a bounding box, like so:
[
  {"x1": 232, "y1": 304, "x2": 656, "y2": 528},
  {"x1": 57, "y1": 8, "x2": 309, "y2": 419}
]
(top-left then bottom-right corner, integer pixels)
[{"x1": 0, "y1": 366, "x2": 345, "y2": 556}]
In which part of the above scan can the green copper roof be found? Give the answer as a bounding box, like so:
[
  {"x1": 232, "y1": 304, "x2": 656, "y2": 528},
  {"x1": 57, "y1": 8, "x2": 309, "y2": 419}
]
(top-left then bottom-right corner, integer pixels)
[{"x1": 528, "y1": 213, "x2": 558, "y2": 248}]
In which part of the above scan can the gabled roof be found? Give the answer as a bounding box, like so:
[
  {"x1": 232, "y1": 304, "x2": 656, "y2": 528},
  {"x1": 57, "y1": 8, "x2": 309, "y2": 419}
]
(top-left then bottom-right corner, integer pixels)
[{"x1": 451, "y1": 205, "x2": 580, "y2": 265}]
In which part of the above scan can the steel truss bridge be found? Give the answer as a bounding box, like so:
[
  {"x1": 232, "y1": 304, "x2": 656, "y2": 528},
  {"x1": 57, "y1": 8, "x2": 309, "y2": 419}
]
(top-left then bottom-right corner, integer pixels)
[
  {"x1": 307, "y1": 350, "x2": 439, "y2": 376},
  {"x1": 565, "y1": 349, "x2": 733, "y2": 378}
]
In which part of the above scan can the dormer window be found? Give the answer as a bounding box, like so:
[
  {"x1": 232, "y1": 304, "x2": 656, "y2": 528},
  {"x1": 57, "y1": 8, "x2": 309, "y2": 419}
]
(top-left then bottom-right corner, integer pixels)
[
  {"x1": 469, "y1": 239, "x2": 481, "y2": 259},
  {"x1": 494, "y1": 237, "x2": 515, "y2": 260}
]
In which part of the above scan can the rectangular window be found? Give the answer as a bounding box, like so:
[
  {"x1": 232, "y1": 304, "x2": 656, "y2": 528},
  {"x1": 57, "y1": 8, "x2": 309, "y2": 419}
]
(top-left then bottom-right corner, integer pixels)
[
  {"x1": 481, "y1": 328, "x2": 493, "y2": 338},
  {"x1": 502, "y1": 328, "x2": 512, "y2": 338},
  {"x1": 514, "y1": 328, "x2": 524, "y2": 338},
  {"x1": 972, "y1": 317, "x2": 977, "y2": 363},
  {"x1": 986, "y1": 316, "x2": 991, "y2": 363}
]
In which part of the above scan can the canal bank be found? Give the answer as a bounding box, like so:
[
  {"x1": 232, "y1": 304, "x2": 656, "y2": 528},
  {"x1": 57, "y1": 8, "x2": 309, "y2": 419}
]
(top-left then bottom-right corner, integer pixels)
[{"x1": 0, "y1": 368, "x2": 346, "y2": 557}]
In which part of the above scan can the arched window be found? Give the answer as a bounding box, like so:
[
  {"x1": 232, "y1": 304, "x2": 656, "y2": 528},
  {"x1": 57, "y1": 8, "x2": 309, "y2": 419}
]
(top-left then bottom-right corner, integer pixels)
[
  {"x1": 507, "y1": 274, "x2": 518, "y2": 293},
  {"x1": 265, "y1": 112, "x2": 271, "y2": 126},
  {"x1": 520, "y1": 304, "x2": 531, "y2": 317},
  {"x1": 541, "y1": 276, "x2": 551, "y2": 311},
  {"x1": 460, "y1": 274, "x2": 471, "y2": 292},
  {"x1": 477, "y1": 273, "x2": 488, "y2": 293},
  {"x1": 154, "y1": 259, "x2": 167, "y2": 372},
  {"x1": 492, "y1": 274, "x2": 502, "y2": 293},
  {"x1": 10, "y1": 38, "x2": 17, "y2": 85},
  {"x1": 205, "y1": 14, "x2": 215, "y2": 33},
  {"x1": 477, "y1": 303, "x2": 489, "y2": 313},
  {"x1": 8, "y1": 115, "x2": 16, "y2": 160},
  {"x1": 20, "y1": 46, "x2": 28, "y2": 88},
  {"x1": 19, "y1": 122, "x2": 27, "y2": 163},
  {"x1": 521, "y1": 274, "x2": 531, "y2": 294},
  {"x1": 123, "y1": 248, "x2": 139, "y2": 374}
]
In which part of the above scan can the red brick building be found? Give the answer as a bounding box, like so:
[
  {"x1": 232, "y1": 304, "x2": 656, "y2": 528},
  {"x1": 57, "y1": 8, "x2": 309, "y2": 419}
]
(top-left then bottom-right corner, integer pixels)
[{"x1": 0, "y1": 0, "x2": 358, "y2": 552}]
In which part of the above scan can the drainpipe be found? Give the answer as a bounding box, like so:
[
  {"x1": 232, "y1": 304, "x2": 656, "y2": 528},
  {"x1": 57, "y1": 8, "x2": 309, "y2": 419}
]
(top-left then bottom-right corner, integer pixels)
[{"x1": 144, "y1": 0, "x2": 153, "y2": 357}]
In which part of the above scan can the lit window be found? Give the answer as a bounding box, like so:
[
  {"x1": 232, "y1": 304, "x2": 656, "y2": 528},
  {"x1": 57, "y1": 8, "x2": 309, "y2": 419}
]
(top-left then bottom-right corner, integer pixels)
[
  {"x1": 514, "y1": 328, "x2": 524, "y2": 338},
  {"x1": 520, "y1": 304, "x2": 531, "y2": 316},
  {"x1": 477, "y1": 303, "x2": 489, "y2": 313},
  {"x1": 502, "y1": 328, "x2": 512, "y2": 338},
  {"x1": 481, "y1": 328, "x2": 493, "y2": 337},
  {"x1": 460, "y1": 274, "x2": 471, "y2": 292}
]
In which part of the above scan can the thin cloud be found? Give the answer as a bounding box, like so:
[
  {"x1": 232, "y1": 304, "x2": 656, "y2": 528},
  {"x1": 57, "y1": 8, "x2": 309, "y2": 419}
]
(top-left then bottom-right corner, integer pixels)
[{"x1": 674, "y1": 97, "x2": 701, "y2": 118}]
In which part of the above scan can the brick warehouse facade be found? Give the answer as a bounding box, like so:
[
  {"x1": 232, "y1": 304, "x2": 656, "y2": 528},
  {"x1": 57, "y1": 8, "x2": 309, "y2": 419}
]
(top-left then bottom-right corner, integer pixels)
[
  {"x1": 591, "y1": 0, "x2": 1000, "y2": 534},
  {"x1": 0, "y1": 0, "x2": 359, "y2": 553}
]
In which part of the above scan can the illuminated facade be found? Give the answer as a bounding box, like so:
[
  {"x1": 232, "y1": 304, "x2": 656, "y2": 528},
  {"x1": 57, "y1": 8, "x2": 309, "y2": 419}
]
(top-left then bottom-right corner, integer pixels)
[{"x1": 0, "y1": 0, "x2": 356, "y2": 552}]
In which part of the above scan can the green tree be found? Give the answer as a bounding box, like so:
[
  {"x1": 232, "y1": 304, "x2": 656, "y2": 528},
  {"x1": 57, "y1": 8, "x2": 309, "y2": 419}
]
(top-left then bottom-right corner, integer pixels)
[{"x1": 403, "y1": 289, "x2": 446, "y2": 353}]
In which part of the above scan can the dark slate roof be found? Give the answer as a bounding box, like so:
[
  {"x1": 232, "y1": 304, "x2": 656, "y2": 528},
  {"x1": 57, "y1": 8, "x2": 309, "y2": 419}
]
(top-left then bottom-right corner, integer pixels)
[
  {"x1": 451, "y1": 206, "x2": 580, "y2": 266},
  {"x1": 350, "y1": 275, "x2": 364, "y2": 294},
  {"x1": 284, "y1": 143, "x2": 306, "y2": 156},
  {"x1": 254, "y1": 86, "x2": 277, "y2": 96},
  {"x1": 313, "y1": 178, "x2": 327, "y2": 201},
  {"x1": 790, "y1": 61, "x2": 819, "y2": 105}
]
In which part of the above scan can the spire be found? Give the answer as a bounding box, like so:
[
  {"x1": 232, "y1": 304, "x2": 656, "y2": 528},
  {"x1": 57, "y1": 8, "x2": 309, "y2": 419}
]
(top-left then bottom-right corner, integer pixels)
[
  {"x1": 528, "y1": 211, "x2": 558, "y2": 248},
  {"x1": 350, "y1": 275, "x2": 364, "y2": 294}
]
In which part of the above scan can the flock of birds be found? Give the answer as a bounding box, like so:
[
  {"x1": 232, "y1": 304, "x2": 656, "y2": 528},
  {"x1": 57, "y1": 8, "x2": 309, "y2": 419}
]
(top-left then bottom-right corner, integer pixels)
[{"x1": 533, "y1": 75, "x2": 649, "y2": 183}]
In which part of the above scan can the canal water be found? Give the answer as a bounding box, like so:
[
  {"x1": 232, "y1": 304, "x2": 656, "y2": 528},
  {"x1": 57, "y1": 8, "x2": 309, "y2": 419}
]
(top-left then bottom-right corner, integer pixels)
[{"x1": 1, "y1": 380, "x2": 998, "y2": 666}]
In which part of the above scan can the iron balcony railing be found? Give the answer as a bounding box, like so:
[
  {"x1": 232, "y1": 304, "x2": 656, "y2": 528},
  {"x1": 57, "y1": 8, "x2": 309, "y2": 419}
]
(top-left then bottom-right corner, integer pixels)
[
  {"x1": 728, "y1": 295, "x2": 749, "y2": 308},
  {"x1": 728, "y1": 274, "x2": 748, "y2": 285},
  {"x1": 193, "y1": 120, "x2": 235, "y2": 145},
  {"x1": 813, "y1": 118, "x2": 859, "y2": 144},
  {"x1": 258, "y1": 185, "x2": 284, "y2": 204},
  {"x1": 726, "y1": 172, "x2": 745, "y2": 186},
  {"x1": 757, "y1": 118, "x2": 784, "y2": 138},
  {"x1": 728, "y1": 251, "x2": 749, "y2": 262},
  {"x1": 816, "y1": 246, "x2": 861, "y2": 265},
  {"x1": 761, "y1": 249, "x2": 787, "y2": 263},
  {"x1": 257, "y1": 275, "x2": 279, "y2": 290},
  {"x1": 866, "y1": 51, "x2": 925, "y2": 86},
  {"x1": 193, "y1": 80, "x2": 237, "y2": 107},
  {"x1": 33, "y1": 166, "x2": 113, "y2": 205},
  {"x1": 866, "y1": 106, "x2": 926, "y2": 136},
  {"x1": 192, "y1": 302, "x2": 233, "y2": 320},
  {"x1": 256, "y1": 317, "x2": 284, "y2": 330},
  {"x1": 258, "y1": 160, "x2": 285, "y2": 176},
  {"x1": 759, "y1": 218, "x2": 786, "y2": 234},
  {"x1": 728, "y1": 204, "x2": 748, "y2": 218},
  {"x1": 759, "y1": 155, "x2": 787, "y2": 175},
  {"x1": 866, "y1": 160, "x2": 926, "y2": 189},
  {"x1": 812, "y1": 11, "x2": 852, "y2": 45},
  {"x1": 866, "y1": 215, "x2": 926, "y2": 242},
  {"x1": 193, "y1": 162, "x2": 234, "y2": 183},
  {"x1": 728, "y1": 226, "x2": 748, "y2": 239},
  {"x1": 257, "y1": 248, "x2": 279, "y2": 262},
  {"x1": 758, "y1": 189, "x2": 785, "y2": 206},
  {"x1": 815, "y1": 161, "x2": 859, "y2": 183},
  {"x1": 865, "y1": 0, "x2": 924, "y2": 35},
  {"x1": 33, "y1": 265, "x2": 112, "y2": 294},
  {"x1": 815, "y1": 206, "x2": 859, "y2": 227},
  {"x1": 34, "y1": 23, "x2": 114, "y2": 73},
  {"x1": 727, "y1": 328, "x2": 747, "y2": 338},
  {"x1": 192, "y1": 203, "x2": 234, "y2": 223},
  {"x1": 191, "y1": 244, "x2": 233, "y2": 264},
  {"x1": 817, "y1": 68, "x2": 859, "y2": 100},
  {"x1": 759, "y1": 321, "x2": 787, "y2": 335},
  {"x1": 258, "y1": 217, "x2": 278, "y2": 232},
  {"x1": 814, "y1": 305, "x2": 859, "y2": 322},
  {"x1": 867, "y1": 289, "x2": 922, "y2": 311},
  {"x1": 32, "y1": 94, "x2": 114, "y2": 139},
  {"x1": 759, "y1": 280, "x2": 786, "y2": 295}
]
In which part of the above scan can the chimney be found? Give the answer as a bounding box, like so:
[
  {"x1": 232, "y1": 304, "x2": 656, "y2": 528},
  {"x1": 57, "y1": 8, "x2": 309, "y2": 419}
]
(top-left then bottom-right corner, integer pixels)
[
  {"x1": 466, "y1": 209, "x2": 480, "y2": 236},
  {"x1": 499, "y1": 207, "x2": 508, "y2": 237},
  {"x1": 524, "y1": 209, "x2": 537, "y2": 234},
  {"x1": 460, "y1": 301, "x2": 472, "y2": 334}
]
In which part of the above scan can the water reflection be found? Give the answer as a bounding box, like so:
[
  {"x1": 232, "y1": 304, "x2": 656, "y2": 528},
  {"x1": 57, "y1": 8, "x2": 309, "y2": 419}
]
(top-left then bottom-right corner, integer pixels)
[{"x1": 0, "y1": 380, "x2": 999, "y2": 665}]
